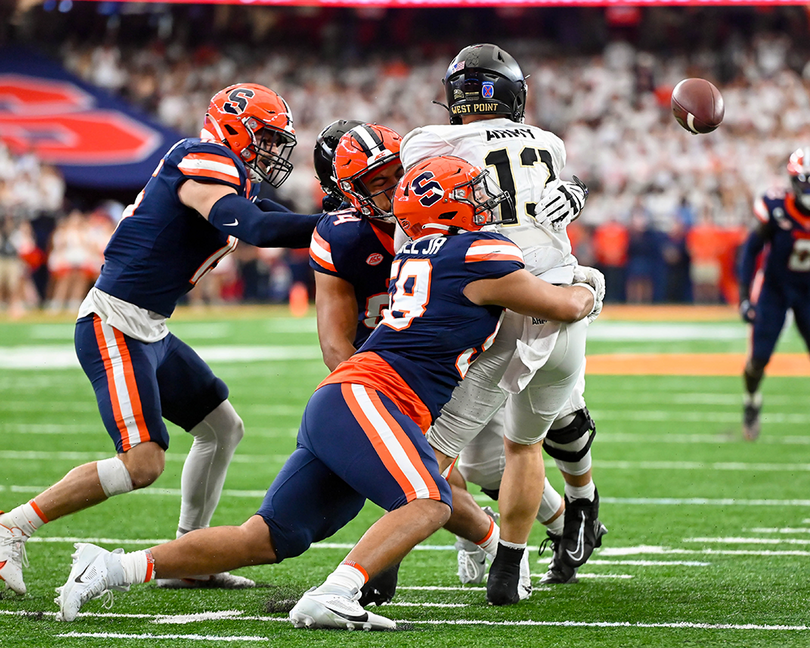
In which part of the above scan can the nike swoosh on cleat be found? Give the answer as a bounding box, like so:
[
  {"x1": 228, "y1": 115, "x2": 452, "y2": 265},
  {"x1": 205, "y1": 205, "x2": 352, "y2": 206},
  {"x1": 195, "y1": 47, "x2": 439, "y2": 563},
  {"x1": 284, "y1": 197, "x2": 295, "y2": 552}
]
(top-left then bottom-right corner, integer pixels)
[
  {"x1": 566, "y1": 511, "x2": 587, "y2": 564},
  {"x1": 74, "y1": 563, "x2": 93, "y2": 584},
  {"x1": 324, "y1": 605, "x2": 369, "y2": 623},
  {"x1": 223, "y1": 219, "x2": 239, "y2": 226}
]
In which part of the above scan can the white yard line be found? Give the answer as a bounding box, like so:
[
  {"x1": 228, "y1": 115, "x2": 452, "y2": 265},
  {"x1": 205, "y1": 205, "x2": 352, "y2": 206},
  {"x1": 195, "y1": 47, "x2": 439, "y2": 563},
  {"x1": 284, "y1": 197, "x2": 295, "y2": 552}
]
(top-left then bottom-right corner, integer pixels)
[
  {"x1": 584, "y1": 559, "x2": 711, "y2": 566},
  {"x1": 4, "y1": 485, "x2": 810, "y2": 507},
  {"x1": 6, "y1": 452, "x2": 810, "y2": 471},
  {"x1": 6, "y1": 610, "x2": 809, "y2": 632},
  {"x1": 600, "y1": 545, "x2": 810, "y2": 557},
  {"x1": 685, "y1": 537, "x2": 810, "y2": 545},
  {"x1": 56, "y1": 632, "x2": 267, "y2": 642}
]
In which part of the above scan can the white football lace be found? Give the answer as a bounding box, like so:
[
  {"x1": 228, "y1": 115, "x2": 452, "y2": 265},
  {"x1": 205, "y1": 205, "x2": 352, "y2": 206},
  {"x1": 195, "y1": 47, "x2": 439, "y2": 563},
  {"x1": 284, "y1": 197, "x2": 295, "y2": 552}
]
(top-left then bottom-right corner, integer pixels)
[{"x1": 2, "y1": 530, "x2": 29, "y2": 569}]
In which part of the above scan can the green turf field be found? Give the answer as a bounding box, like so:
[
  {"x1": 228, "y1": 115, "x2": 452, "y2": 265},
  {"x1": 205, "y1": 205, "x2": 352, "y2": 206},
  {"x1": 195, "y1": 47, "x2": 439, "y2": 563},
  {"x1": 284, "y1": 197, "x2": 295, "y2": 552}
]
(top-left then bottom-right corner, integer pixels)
[{"x1": 1, "y1": 307, "x2": 809, "y2": 647}]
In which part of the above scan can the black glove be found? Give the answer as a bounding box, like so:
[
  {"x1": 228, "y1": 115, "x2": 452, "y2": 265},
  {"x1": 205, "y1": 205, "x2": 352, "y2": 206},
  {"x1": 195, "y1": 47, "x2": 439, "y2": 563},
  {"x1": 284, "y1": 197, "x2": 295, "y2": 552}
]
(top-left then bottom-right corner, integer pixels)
[
  {"x1": 739, "y1": 299, "x2": 756, "y2": 324},
  {"x1": 321, "y1": 194, "x2": 344, "y2": 212}
]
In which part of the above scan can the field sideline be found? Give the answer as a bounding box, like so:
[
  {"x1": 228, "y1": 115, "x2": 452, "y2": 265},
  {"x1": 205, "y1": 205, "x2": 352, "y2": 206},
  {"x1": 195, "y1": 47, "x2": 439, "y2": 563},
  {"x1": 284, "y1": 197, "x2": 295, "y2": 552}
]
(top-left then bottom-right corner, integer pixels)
[{"x1": 1, "y1": 306, "x2": 809, "y2": 648}]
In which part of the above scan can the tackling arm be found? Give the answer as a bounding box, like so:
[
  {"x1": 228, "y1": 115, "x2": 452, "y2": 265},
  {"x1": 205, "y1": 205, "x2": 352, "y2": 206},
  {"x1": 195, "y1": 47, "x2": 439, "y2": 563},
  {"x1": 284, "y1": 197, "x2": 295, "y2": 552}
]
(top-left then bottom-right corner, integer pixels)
[
  {"x1": 178, "y1": 180, "x2": 320, "y2": 248},
  {"x1": 464, "y1": 269, "x2": 596, "y2": 323},
  {"x1": 314, "y1": 272, "x2": 360, "y2": 371}
]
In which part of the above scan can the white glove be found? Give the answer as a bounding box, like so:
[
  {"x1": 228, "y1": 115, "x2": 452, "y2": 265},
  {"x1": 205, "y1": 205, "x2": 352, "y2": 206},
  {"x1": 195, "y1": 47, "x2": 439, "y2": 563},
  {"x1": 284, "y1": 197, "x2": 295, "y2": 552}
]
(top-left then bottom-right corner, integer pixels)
[
  {"x1": 572, "y1": 265, "x2": 605, "y2": 323},
  {"x1": 537, "y1": 176, "x2": 588, "y2": 232}
]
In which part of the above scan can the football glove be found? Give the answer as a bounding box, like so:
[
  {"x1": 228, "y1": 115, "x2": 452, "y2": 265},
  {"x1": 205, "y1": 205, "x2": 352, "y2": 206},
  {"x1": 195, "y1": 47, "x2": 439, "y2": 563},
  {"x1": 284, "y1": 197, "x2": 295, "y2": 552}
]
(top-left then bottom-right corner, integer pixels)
[
  {"x1": 538, "y1": 176, "x2": 589, "y2": 232},
  {"x1": 572, "y1": 265, "x2": 605, "y2": 324},
  {"x1": 321, "y1": 193, "x2": 344, "y2": 212},
  {"x1": 739, "y1": 299, "x2": 756, "y2": 324}
]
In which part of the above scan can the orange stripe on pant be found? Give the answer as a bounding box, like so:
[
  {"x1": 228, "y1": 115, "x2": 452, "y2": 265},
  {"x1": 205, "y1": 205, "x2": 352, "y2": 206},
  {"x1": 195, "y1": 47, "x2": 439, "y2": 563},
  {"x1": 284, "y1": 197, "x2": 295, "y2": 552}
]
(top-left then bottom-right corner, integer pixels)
[
  {"x1": 362, "y1": 387, "x2": 441, "y2": 501},
  {"x1": 93, "y1": 316, "x2": 150, "y2": 452},
  {"x1": 93, "y1": 315, "x2": 131, "y2": 450},
  {"x1": 341, "y1": 383, "x2": 423, "y2": 503},
  {"x1": 111, "y1": 327, "x2": 150, "y2": 446}
]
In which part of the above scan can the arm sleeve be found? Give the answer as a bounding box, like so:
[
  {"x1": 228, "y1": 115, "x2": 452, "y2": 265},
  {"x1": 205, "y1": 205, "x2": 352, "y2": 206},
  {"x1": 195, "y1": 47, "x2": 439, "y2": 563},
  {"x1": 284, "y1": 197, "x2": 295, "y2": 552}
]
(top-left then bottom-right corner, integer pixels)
[
  {"x1": 253, "y1": 197, "x2": 291, "y2": 213},
  {"x1": 208, "y1": 193, "x2": 320, "y2": 248},
  {"x1": 737, "y1": 225, "x2": 767, "y2": 301}
]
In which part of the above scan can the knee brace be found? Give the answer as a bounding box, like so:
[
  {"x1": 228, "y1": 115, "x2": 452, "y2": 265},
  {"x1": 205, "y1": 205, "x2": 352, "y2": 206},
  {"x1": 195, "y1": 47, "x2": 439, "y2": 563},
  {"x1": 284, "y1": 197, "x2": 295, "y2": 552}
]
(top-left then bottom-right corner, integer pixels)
[
  {"x1": 543, "y1": 408, "x2": 596, "y2": 464},
  {"x1": 97, "y1": 456, "x2": 134, "y2": 497}
]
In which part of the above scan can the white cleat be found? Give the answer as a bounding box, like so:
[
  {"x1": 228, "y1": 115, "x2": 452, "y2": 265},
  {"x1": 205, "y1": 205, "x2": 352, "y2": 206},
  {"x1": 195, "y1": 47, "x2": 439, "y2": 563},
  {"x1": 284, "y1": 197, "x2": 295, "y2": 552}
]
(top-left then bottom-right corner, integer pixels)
[
  {"x1": 55, "y1": 543, "x2": 129, "y2": 622},
  {"x1": 0, "y1": 521, "x2": 29, "y2": 595},
  {"x1": 155, "y1": 572, "x2": 255, "y2": 589},
  {"x1": 456, "y1": 505, "x2": 499, "y2": 585},
  {"x1": 289, "y1": 587, "x2": 396, "y2": 631},
  {"x1": 456, "y1": 539, "x2": 488, "y2": 585}
]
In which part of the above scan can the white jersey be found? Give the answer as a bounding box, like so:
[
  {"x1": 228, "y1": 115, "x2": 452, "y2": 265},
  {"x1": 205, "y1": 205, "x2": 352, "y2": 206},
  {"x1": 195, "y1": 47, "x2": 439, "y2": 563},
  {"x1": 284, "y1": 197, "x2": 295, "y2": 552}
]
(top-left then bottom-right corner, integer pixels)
[{"x1": 401, "y1": 118, "x2": 576, "y2": 282}]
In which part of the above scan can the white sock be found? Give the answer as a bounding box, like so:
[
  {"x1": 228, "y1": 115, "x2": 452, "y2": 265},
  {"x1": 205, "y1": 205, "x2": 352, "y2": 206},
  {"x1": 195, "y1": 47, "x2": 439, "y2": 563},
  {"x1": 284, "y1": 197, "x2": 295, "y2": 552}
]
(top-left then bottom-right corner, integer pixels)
[
  {"x1": 546, "y1": 514, "x2": 565, "y2": 536},
  {"x1": 565, "y1": 482, "x2": 596, "y2": 502},
  {"x1": 477, "y1": 517, "x2": 500, "y2": 558},
  {"x1": 744, "y1": 392, "x2": 762, "y2": 407},
  {"x1": 0, "y1": 501, "x2": 48, "y2": 537},
  {"x1": 499, "y1": 539, "x2": 527, "y2": 551},
  {"x1": 177, "y1": 401, "x2": 244, "y2": 532},
  {"x1": 120, "y1": 549, "x2": 155, "y2": 584},
  {"x1": 318, "y1": 561, "x2": 368, "y2": 596}
]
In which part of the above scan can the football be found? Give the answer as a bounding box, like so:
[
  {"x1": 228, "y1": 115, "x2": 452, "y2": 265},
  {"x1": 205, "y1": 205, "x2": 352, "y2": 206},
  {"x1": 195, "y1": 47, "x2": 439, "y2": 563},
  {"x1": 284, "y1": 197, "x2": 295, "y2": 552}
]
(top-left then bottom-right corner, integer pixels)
[{"x1": 670, "y1": 78, "x2": 725, "y2": 134}]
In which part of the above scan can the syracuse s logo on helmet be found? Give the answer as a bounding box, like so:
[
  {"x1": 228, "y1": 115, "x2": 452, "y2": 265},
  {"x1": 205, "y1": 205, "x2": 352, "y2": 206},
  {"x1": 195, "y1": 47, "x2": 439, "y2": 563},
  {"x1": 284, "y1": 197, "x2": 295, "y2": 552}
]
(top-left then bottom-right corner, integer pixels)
[
  {"x1": 410, "y1": 171, "x2": 444, "y2": 208},
  {"x1": 223, "y1": 88, "x2": 255, "y2": 115}
]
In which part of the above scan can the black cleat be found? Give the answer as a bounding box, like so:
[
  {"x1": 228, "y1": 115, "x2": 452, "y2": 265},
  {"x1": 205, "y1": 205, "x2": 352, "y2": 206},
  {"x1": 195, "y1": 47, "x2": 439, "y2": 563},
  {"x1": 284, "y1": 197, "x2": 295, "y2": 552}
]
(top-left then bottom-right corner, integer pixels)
[
  {"x1": 558, "y1": 489, "x2": 608, "y2": 569},
  {"x1": 358, "y1": 562, "x2": 399, "y2": 607},
  {"x1": 486, "y1": 545, "x2": 528, "y2": 606},
  {"x1": 743, "y1": 401, "x2": 762, "y2": 441},
  {"x1": 538, "y1": 531, "x2": 579, "y2": 584}
]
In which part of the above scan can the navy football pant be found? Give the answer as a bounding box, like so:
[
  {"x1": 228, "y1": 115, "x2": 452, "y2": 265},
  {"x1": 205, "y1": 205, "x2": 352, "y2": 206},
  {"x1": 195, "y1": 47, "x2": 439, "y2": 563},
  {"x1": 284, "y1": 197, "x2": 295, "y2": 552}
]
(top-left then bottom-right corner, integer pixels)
[
  {"x1": 257, "y1": 382, "x2": 452, "y2": 561},
  {"x1": 75, "y1": 314, "x2": 228, "y2": 453},
  {"x1": 751, "y1": 282, "x2": 810, "y2": 363}
]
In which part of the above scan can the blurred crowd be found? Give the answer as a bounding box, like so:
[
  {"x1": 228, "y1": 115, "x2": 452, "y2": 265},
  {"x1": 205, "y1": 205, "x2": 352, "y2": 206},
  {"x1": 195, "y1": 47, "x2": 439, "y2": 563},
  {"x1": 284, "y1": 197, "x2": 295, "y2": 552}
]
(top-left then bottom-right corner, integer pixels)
[{"x1": 3, "y1": 5, "x2": 810, "y2": 313}]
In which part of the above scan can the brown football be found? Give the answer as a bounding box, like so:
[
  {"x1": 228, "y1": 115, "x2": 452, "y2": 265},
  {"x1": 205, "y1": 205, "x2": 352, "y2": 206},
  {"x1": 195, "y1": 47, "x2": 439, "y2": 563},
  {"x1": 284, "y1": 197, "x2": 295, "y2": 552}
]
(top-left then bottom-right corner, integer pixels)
[{"x1": 671, "y1": 78, "x2": 724, "y2": 134}]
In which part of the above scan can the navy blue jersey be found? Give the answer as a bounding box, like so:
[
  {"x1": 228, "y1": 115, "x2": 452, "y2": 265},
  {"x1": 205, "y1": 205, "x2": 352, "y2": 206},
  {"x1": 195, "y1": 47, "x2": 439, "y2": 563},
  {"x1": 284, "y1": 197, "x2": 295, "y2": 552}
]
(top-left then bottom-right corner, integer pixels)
[
  {"x1": 751, "y1": 190, "x2": 810, "y2": 289},
  {"x1": 323, "y1": 232, "x2": 523, "y2": 424},
  {"x1": 95, "y1": 138, "x2": 254, "y2": 317},
  {"x1": 309, "y1": 209, "x2": 395, "y2": 347}
]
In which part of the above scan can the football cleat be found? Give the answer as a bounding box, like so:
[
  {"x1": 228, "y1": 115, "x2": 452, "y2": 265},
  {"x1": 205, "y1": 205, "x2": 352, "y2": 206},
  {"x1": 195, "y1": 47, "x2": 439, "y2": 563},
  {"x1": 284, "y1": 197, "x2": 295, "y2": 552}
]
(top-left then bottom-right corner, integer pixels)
[
  {"x1": 456, "y1": 505, "x2": 499, "y2": 585},
  {"x1": 538, "y1": 531, "x2": 579, "y2": 584},
  {"x1": 558, "y1": 490, "x2": 608, "y2": 569},
  {"x1": 486, "y1": 545, "x2": 526, "y2": 606},
  {"x1": 55, "y1": 543, "x2": 129, "y2": 622},
  {"x1": 456, "y1": 539, "x2": 488, "y2": 585},
  {"x1": 155, "y1": 572, "x2": 255, "y2": 589},
  {"x1": 359, "y1": 562, "x2": 399, "y2": 606},
  {"x1": 0, "y1": 520, "x2": 29, "y2": 595},
  {"x1": 743, "y1": 400, "x2": 762, "y2": 441},
  {"x1": 289, "y1": 587, "x2": 396, "y2": 631}
]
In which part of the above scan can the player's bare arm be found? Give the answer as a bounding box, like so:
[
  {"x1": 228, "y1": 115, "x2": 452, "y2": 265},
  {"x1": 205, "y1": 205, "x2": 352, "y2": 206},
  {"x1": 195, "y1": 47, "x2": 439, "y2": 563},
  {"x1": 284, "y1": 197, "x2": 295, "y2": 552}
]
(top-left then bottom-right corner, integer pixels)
[
  {"x1": 178, "y1": 178, "x2": 236, "y2": 218},
  {"x1": 314, "y1": 272, "x2": 360, "y2": 371},
  {"x1": 464, "y1": 269, "x2": 594, "y2": 323}
]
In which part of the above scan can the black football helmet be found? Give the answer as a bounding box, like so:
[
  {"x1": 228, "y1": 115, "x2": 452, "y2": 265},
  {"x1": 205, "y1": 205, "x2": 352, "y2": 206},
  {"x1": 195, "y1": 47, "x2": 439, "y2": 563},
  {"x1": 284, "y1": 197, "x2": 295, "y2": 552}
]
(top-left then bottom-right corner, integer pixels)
[
  {"x1": 443, "y1": 43, "x2": 527, "y2": 125},
  {"x1": 314, "y1": 119, "x2": 363, "y2": 206}
]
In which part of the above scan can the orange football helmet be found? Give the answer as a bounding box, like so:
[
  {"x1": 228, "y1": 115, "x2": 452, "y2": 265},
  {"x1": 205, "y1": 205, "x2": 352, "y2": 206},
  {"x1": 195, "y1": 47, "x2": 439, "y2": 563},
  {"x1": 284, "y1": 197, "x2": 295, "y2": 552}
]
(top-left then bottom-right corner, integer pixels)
[
  {"x1": 393, "y1": 155, "x2": 510, "y2": 240},
  {"x1": 333, "y1": 124, "x2": 402, "y2": 219},
  {"x1": 788, "y1": 147, "x2": 810, "y2": 210},
  {"x1": 202, "y1": 83, "x2": 296, "y2": 187}
]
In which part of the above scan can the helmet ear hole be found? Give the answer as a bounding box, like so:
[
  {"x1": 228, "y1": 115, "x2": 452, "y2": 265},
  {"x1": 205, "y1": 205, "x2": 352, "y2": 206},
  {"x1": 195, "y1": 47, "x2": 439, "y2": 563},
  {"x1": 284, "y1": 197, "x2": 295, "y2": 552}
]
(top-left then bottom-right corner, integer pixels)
[{"x1": 224, "y1": 124, "x2": 239, "y2": 136}]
